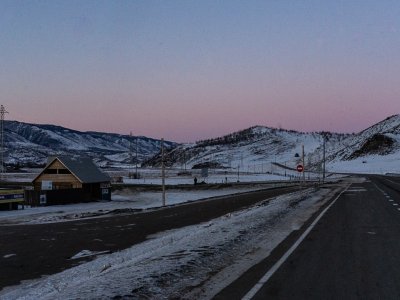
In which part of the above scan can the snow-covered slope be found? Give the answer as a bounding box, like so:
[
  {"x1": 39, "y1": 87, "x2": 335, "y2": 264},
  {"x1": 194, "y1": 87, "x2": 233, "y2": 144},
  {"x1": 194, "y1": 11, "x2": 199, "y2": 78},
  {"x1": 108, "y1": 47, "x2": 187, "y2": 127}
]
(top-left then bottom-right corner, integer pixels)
[
  {"x1": 142, "y1": 126, "x2": 349, "y2": 172},
  {"x1": 4, "y1": 121, "x2": 176, "y2": 167},
  {"x1": 325, "y1": 115, "x2": 400, "y2": 173},
  {"x1": 328, "y1": 115, "x2": 400, "y2": 161},
  {"x1": 143, "y1": 115, "x2": 400, "y2": 175},
  {"x1": 4, "y1": 115, "x2": 400, "y2": 174}
]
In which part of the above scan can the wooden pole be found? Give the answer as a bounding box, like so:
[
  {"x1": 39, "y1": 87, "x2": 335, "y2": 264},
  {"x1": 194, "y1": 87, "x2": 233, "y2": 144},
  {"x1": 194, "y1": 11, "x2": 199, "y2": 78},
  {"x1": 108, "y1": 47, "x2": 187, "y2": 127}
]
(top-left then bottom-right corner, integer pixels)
[
  {"x1": 161, "y1": 138, "x2": 166, "y2": 206},
  {"x1": 302, "y1": 144, "x2": 305, "y2": 184}
]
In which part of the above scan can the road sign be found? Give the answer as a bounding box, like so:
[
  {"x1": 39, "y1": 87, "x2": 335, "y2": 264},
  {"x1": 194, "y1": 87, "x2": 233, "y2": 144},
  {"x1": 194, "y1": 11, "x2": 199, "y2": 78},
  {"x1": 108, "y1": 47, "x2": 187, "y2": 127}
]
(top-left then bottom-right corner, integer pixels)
[{"x1": 296, "y1": 164, "x2": 304, "y2": 172}]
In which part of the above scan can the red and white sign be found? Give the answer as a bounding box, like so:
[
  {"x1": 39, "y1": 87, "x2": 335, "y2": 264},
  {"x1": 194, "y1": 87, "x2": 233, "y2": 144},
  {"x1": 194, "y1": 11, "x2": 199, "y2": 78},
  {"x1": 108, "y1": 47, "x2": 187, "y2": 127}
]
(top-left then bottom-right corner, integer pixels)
[{"x1": 296, "y1": 164, "x2": 304, "y2": 172}]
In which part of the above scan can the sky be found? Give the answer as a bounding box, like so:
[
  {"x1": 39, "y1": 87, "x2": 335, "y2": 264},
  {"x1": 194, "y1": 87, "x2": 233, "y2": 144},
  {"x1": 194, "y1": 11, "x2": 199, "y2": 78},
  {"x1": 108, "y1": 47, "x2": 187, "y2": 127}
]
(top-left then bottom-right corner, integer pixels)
[{"x1": 1, "y1": 0, "x2": 400, "y2": 142}]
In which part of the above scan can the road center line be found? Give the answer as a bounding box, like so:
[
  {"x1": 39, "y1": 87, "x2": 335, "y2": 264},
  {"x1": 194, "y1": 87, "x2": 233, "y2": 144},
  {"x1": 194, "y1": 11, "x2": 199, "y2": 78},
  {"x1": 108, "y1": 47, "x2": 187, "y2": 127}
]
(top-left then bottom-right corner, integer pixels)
[{"x1": 241, "y1": 184, "x2": 351, "y2": 300}]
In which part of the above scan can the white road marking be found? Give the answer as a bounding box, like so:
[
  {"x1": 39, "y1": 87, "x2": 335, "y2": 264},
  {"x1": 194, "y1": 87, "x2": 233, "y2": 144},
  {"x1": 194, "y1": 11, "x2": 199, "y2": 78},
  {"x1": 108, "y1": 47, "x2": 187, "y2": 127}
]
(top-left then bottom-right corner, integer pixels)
[
  {"x1": 347, "y1": 188, "x2": 367, "y2": 192},
  {"x1": 241, "y1": 184, "x2": 351, "y2": 300},
  {"x1": 385, "y1": 178, "x2": 400, "y2": 186},
  {"x1": 373, "y1": 184, "x2": 399, "y2": 208}
]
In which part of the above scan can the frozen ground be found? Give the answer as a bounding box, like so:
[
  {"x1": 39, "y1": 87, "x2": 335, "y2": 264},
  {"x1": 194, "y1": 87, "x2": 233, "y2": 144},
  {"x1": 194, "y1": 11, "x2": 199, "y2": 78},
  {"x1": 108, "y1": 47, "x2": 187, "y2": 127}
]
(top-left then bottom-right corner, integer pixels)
[{"x1": 0, "y1": 185, "x2": 343, "y2": 300}]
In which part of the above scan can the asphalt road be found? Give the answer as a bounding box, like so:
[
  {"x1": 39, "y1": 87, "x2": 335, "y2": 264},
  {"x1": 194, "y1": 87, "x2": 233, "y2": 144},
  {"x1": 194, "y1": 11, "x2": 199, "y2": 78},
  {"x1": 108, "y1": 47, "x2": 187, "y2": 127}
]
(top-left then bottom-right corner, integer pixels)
[
  {"x1": 216, "y1": 175, "x2": 400, "y2": 300},
  {"x1": 0, "y1": 185, "x2": 302, "y2": 291}
]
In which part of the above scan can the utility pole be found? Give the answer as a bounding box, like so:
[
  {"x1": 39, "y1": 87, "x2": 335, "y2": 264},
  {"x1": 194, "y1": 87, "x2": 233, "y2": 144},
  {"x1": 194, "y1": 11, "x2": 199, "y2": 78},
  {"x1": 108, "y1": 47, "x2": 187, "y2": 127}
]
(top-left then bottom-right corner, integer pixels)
[
  {"x1": 0, "y1": 105, "x2": 8, "y2": 181},
  {"x1": 129, "y1": 132, "x2": 133, "y2": 179},
  {"x1": 184, "y1": 151, "x2": 187, "y2": 171},
  {"x1": 302, "y1": 144, "x2": 305, "y2": 184},
  {"x1": 135, "y1": 135, "x2": 138, "y2": 178},
  {"x1": 161, "y1": 138, "x2": 166, "y2": 206},
  {"x1": 322, "y1": 136, "x2": 326, "y2": 183}
]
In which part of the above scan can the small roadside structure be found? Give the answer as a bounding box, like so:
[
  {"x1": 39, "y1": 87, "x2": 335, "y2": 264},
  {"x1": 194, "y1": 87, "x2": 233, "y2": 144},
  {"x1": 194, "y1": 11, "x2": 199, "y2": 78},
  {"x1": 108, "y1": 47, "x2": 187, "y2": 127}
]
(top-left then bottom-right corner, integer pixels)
[
  {"x1": 0, "y1": 189, "x2": 24, "y2": 210},
  {"x1": 30, "y1": 156, "x2": 111, "y2": 206}
]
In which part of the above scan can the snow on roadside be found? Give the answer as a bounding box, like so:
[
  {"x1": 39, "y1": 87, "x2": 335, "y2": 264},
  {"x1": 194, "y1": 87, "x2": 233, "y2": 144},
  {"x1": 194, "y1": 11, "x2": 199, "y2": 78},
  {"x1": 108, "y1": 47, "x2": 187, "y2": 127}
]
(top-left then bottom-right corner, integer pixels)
[
  {"x1": 0, "y1": 184, "x2": 285, "y2": 225},
  {"x1": 0, "y1": 186, "x2": 340, "y2": 300}
]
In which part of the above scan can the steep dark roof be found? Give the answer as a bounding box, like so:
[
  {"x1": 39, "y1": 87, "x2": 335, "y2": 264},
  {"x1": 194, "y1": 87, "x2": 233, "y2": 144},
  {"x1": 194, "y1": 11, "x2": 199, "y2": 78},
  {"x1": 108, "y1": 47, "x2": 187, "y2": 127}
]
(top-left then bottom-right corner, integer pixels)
[{"x1": 36, "y1": 156, "x2": 110, "y2": 184}]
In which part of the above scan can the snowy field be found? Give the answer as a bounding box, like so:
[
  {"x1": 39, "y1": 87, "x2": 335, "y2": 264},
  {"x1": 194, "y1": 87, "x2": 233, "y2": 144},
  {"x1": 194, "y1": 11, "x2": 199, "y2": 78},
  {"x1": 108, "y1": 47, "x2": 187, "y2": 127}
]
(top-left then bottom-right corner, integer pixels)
[
  {"x1": 110, "y1": 167, "x2": 311, "y2": 185},
  {"x1": 0, "y1": 184, "x2": 346, "y2": 299},
  {"x1": 328, "y1": 153, "x2": 400, "y2": 175},
  {"x1": 2, "y1": 167, "x2": 309, "y2": 185}
]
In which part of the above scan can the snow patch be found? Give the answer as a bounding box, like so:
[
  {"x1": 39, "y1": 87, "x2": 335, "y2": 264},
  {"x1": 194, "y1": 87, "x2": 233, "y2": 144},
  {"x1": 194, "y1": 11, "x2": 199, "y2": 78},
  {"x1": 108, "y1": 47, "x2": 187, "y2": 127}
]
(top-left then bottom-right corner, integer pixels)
[{"x1": 70, "y1": 250, "x2": 111, "y2": 260}]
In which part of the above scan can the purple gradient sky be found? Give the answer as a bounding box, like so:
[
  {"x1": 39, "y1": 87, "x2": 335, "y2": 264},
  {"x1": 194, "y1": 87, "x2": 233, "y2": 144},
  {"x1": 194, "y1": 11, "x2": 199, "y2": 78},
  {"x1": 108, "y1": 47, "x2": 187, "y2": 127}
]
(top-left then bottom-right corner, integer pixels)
[{"x1": 2, "y1": 1, "x2": 400, "y2": 142}]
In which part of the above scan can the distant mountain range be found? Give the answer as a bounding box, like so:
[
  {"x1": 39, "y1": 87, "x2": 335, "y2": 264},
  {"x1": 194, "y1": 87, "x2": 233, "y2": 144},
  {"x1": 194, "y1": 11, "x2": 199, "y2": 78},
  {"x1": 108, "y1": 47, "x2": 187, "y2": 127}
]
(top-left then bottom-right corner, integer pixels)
[
  {"x1": 3, "y1": 121, "x2": 176, "y2": 168},
  {"x1": 3, "y1": 115, "x2": 400, "y2": 173}
]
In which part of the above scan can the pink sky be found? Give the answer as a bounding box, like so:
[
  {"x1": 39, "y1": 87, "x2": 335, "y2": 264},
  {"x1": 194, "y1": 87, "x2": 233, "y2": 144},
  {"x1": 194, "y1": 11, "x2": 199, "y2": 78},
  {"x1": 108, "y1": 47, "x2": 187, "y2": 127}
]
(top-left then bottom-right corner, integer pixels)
[{"x1": 2, "y1": 1, "x2": 400, "y2": 142}]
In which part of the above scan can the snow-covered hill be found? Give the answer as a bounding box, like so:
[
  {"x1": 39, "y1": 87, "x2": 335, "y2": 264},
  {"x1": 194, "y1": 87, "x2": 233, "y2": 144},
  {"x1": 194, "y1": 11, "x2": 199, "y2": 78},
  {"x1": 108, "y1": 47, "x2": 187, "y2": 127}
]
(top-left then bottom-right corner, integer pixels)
[
  {"x1": 4, "y1": 115, "x2": 400, "y2": 174},
  {"x1": 142, "y1": 126, "x2": 350, "y2": 173},
  {"x1": 326, "y1": 115, "x2": 400, "y2": 173},
  {"x1": 143, "y1": 115, "x2": 400, "y2": 175},
  {"x1": 3, "y1": 121, "x2": 176, "y2": 167},
  {"x1": 328, "y1": 115, "x2": 400, "y2": 160}
]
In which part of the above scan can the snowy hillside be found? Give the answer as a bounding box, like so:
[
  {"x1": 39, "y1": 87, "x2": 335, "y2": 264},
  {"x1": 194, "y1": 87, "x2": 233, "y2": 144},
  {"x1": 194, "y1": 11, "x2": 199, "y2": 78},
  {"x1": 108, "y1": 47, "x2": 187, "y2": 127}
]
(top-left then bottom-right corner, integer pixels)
[
  {"x1": 142, "y1": 126, "x2": 349, "y2": 173},
  {"x1": 325, "y1": 115, "x2": 400, "y2": 174},
  {"x1": 4, "y1": 121, "x2": 176, "y2": 167},
  {"x1": 328, "y1": 115, "x2": 400, "y2": 161},
  {"x1": 4, "y1": 115, "x2": 400, "y2": 174},
  {"x1": 143, "y1": 115, "x2": 400, "y2": 175}
]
